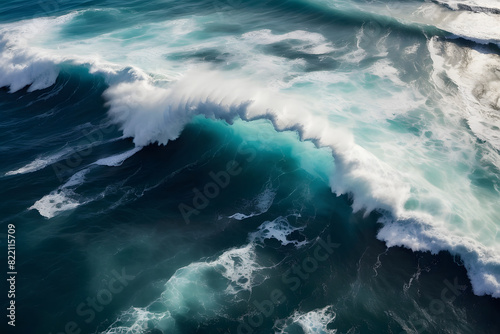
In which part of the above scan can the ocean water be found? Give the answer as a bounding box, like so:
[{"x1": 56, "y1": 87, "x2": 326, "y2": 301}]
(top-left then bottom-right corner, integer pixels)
[{"x1": 1, "y1": 0, "x2": 500, "y2": 333}]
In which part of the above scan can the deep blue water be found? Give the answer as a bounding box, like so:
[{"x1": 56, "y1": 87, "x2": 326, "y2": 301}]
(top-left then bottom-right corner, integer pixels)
[{"x1": 1, "y1": 0, "x2": 500, "y2": 333}]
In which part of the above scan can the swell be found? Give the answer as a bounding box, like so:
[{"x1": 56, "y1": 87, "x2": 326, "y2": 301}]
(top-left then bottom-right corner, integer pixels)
[
  {"x1": 12, "y1": 64, "x2": 500, "y2": 298},
  {"x1": 1, "y1": 7, "x2": 500, "y2": 298}
]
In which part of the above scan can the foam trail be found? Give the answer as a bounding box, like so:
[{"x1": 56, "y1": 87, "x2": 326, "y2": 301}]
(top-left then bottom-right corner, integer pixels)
[
  {"x1": 94, "y1": 147, "x2": 142, "y2": 167},
  {"x1": 5, "y1": 149, "x2": 70, "y2": 176}
]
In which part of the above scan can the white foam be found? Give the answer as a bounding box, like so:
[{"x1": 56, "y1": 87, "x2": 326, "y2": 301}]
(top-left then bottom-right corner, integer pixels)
[
  {"x1": 62, "y1": 168, "x2": 90, "y2": 188},
  {"x1": 94, "y1": 147, "x2": 142, "y2": 166},
  {"x1": 249, "y1": 216, "x2": 307, "y2": 248},
  {"x1": 29, "y1": 168, "x2": 91, "y2": 218},
  {"x1": 393, "y1": 1, "x2": 500, "y2": 46},
  {"x1": 0, "y1": 40, "x2": 59, "y2": 92},
  {"x1": 435, "y1": 0, "x2": 500, "y2": 13},
  {"x1": 211, "y1": 244, "x2": 264, "y2": 293},
  {"x1": 5, "y1": 149, "x2": 70, "y2": 176},
  {"x1": 29, "y1": 190, "x2": 81, "y2": 219},
  {"x1": 293, "y1": 306, "x2": 336, "y2": 334},
  {"x1": 276, "y1": 305, "x2": 336, "y2": 334},
  {"x1": 0, "y1": 14, "x2": 78, "y2": 92},
  {"x1": 241, "y1": 29, "x2": 336, "y2": 55},
  {"x1": 404, "y1": 43, "x2": 419, "y2": 55},
  {"x1": 309, "y1": 0, "x2": 500, "y2": 46},
  {"x1": 428, "y1": 37, "x2": 500, "y2": 150},
  {"x1": 103, "y1": 308, "x2": 177, "y2": 334}
]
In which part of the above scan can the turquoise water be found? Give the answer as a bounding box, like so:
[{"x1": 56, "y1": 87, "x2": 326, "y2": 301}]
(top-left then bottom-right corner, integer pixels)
[{"x1": 1, "y1": 0, "x2": 500, "y2": 333}]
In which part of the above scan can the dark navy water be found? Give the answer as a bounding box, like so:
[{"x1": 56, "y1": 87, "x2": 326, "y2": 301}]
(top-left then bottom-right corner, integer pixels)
[{"x1": 1, "y1": 0, "x2": 500, "y2": 333}]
